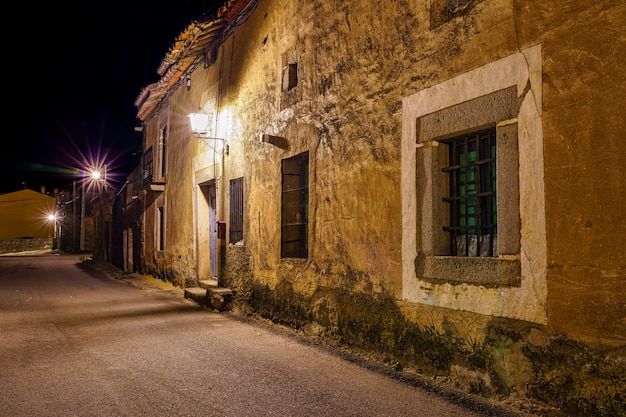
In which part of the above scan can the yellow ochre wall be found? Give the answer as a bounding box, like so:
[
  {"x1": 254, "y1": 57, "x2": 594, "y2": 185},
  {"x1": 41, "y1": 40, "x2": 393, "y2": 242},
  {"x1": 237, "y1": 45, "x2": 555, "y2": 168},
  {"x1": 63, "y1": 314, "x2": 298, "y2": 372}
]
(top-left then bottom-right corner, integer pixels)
[{"x1": 0, "y1": 189, "x2": 55, "y2": 240}]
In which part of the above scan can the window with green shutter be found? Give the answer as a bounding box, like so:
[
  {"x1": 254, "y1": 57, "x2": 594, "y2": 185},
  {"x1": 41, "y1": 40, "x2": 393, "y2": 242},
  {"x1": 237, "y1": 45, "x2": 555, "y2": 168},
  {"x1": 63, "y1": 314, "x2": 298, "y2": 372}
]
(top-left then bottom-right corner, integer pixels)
[{"x1": 442, "y1": 128, "x2": 497, "y2": 256}]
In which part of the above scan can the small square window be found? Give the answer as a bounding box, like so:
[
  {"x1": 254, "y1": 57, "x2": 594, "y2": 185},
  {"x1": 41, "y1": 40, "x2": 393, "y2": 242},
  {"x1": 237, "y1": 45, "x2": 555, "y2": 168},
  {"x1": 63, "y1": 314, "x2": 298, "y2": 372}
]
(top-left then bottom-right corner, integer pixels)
[{"x1": 283, "y1": 63, "x2": 298, "y2": 92}]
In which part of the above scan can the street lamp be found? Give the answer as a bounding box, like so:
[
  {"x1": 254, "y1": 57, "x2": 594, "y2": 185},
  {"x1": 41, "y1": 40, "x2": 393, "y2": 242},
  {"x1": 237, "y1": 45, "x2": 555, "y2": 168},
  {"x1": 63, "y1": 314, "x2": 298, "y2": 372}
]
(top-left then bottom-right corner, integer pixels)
[
  {"x1": 79, "y1": 164, "x2": 107, "y2": 252},
  {"x1": 89, "y1": 165, "x2": 107, "y2": 191},
  {"x1": 47, "y1": 213, "x2": 58, "y2": 249}
]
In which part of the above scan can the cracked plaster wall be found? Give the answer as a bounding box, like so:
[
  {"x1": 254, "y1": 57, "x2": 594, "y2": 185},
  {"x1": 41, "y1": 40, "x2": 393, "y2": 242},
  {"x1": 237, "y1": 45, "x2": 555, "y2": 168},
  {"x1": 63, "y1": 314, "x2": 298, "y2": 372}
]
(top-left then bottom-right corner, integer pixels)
[{"x1": 141, "y1": 0, "x2": 625, "y2": 413}]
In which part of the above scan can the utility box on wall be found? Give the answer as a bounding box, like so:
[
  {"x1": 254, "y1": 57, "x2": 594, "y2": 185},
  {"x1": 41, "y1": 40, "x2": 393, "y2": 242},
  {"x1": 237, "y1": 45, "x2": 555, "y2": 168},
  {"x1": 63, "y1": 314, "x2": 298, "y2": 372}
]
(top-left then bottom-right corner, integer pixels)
[{"x1": 217, "y1": 222, "x2": 226, "y2": 240}]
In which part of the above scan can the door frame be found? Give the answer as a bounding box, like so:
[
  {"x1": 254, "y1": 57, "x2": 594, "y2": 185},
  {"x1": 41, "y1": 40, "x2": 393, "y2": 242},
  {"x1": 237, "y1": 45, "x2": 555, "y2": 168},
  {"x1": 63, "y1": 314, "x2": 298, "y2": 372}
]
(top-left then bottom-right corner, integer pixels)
[{"x1": 197, "y1": 181, "x2": 218, "y2": 279}]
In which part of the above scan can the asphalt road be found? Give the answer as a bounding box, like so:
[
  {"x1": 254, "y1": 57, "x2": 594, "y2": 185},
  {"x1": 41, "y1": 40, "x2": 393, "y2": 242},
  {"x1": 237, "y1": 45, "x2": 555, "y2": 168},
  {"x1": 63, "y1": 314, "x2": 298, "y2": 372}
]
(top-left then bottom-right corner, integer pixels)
[{"x1": 0, "y1": 253, "x2": 528, "y2": 417}]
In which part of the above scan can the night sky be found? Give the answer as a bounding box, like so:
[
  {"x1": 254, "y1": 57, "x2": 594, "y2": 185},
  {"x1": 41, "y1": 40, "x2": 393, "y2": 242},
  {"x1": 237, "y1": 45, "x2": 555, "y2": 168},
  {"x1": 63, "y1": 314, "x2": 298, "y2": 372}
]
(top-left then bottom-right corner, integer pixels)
[{"x1": 3, "y1": 0, "x2": 224, "y2": 195}]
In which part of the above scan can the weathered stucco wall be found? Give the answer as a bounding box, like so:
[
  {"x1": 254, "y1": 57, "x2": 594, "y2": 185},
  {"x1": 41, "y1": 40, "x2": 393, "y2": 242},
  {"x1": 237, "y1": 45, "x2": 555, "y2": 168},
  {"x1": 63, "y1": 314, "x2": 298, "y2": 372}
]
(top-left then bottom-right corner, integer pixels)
[
  {"x1": 233, "y1": 0, "x2": 407, "y2": 296},
  {"x1": 142, "y1": 103, "x2": 199, "y2": 286},
  {"x1": 227, "y1": 0, "x2": 624, "y2": 414},
  {"x1": 536, "y1": 1, "x2": 626, "y2": 347},
  {"x1": 140, "y1": 0, "x2": 625, "y2": 415}
]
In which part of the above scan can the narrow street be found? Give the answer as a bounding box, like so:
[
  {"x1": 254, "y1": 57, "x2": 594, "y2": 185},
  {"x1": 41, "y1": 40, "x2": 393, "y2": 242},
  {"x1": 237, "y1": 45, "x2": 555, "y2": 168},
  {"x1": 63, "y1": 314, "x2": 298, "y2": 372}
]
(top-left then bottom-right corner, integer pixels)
[{"x1": 0, "y1": 253, "x2": 527, "y2": 417}]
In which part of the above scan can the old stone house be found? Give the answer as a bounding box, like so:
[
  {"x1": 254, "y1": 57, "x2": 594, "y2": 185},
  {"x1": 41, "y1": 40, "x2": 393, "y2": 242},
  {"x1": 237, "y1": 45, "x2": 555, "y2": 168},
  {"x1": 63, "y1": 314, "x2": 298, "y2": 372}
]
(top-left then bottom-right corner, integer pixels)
[{"x1": 129, "y1": 0, "x2": 625, "y2": 415}]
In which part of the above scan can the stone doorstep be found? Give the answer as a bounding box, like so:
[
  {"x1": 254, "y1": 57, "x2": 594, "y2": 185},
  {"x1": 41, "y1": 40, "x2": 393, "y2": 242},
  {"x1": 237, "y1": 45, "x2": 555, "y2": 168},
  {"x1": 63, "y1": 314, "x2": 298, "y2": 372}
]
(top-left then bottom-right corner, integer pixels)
[
  {"x1": 184, "y1": 282, "x2": 234, "y2": 312},
  {"x1": 199, "y1": 279, "x2": 218, "y2": 289}
]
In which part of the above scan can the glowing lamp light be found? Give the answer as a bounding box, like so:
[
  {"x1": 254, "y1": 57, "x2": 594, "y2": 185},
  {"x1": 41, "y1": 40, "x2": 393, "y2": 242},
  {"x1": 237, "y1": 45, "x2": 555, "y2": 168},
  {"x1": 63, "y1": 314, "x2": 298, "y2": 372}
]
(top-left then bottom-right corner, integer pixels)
[
  {"x1": 86, "y1": 165, "x2": 107, "y2": 191},
  {"x1": 188, "y1": 112, "x2": 211, "y2": 134},
  {"x1": 187, "y1": 110, "x2": 226, "y2": 155}
]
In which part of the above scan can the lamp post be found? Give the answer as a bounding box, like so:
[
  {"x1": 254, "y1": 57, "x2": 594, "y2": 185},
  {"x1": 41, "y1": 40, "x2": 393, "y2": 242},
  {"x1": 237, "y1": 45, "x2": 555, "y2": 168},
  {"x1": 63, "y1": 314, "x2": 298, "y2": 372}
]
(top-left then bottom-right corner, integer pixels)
[
  {"x1": 47, "y1": 213, "x2": 57, "y2": 250},
  {"x1": 73, "y1": 178, "x2": 78, "y2": 252},
  {"x1": 79, "y1": 165, "x2": 108, "y2": 252},
  {"x1": 80, "y1": 172, "x2": 86, "y2": 252},
  {"x1": 57, "y1": 163, "x2": 109, "y2": 253}
]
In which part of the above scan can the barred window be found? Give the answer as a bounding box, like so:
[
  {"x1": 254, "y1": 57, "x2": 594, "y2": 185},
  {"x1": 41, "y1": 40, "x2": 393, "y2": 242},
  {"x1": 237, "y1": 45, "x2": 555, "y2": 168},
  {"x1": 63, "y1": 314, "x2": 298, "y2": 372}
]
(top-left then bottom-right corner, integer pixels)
[
  {"x1": 158, "y1": 125, "x2": 167, "y2": 181},
  {"x1": 405, "y1": 51, "x2": 540, "y2": 289},
  {"x1": 157, "y1": 205, "x2": 165, "y2": 251},
  {"x1": 143, "y1": 146, "x2": 154, "y2": 184},
  {"x1": 443, "y1": 128, "x2": 497, "y2": 256},
  {"x1": 229, "y1": 178, "x2": 243, "y2": 244},
  {"x1": 281, "y1": 152, "x2": 309, "y2": 259}
]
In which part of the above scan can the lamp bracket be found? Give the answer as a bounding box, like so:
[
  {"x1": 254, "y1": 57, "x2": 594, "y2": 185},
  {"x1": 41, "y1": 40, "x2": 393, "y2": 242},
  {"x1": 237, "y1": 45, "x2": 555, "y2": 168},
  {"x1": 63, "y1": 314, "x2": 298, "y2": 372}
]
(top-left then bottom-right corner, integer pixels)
[{"x1": 196, "y1": 136, "x2": 227, "y2": 155}]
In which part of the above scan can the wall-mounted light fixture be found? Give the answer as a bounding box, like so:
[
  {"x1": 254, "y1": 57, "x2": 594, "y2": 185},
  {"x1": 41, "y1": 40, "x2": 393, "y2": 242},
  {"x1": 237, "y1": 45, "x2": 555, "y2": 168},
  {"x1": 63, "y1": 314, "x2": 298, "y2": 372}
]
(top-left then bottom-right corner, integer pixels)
[
  {"x1": 188, "y1": 112, "x2": 211, "y2": 134},
  {"x1": 188, "y1": 111, "x2": 228, "y2": 155}
]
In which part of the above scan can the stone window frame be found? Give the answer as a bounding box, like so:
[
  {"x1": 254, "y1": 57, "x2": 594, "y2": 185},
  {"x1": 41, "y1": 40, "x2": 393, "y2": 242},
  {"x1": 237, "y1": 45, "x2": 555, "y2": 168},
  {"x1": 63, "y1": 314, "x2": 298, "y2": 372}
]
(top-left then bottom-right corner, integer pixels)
[
  {"x1": 415, "y1": 86, "x2": 521, "y2": 287},
  {"x1": 401, "y1": 45, "x2": 548, "y2": 324},
  {"x1": 280, "y1": 49, "x2": 302, "y2": 110}
]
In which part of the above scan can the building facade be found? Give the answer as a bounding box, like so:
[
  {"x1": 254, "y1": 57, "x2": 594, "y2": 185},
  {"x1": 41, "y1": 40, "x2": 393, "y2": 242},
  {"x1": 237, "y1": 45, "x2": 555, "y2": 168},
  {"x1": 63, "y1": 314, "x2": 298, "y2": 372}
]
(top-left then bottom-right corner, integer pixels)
[
  {"x1": 131, "y1": 0, "x2": 625, "y2": 415},
  {"x1": 0, "y1": 189, "x2": 56, "y2": 253}
]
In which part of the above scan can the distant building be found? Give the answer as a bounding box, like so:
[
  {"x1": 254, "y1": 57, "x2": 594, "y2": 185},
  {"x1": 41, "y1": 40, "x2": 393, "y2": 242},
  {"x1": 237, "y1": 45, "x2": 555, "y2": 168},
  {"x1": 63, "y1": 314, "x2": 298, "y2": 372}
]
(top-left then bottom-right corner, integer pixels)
[
  {"x1": 0, "y1": 189, "x2": 55, "y2": 239},
  {"x1": 0, "y1": 189, "x2": 56, "y2": 253}
]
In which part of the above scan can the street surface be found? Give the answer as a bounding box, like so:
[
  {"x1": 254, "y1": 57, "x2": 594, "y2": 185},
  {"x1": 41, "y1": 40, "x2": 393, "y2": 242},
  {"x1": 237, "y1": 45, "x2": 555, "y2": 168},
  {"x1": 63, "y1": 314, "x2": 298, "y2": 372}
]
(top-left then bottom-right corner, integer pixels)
[{"x1": 0, "y1": 253, "x2": 527, "y2": 417}]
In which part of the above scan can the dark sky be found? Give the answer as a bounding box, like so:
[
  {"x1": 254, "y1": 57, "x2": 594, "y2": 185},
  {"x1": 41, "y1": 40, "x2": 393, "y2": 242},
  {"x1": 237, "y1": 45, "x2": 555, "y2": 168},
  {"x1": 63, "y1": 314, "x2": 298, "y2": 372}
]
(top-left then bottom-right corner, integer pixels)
[{"x1": 3, "y1": 1, "x2": 224, "y2": 195}]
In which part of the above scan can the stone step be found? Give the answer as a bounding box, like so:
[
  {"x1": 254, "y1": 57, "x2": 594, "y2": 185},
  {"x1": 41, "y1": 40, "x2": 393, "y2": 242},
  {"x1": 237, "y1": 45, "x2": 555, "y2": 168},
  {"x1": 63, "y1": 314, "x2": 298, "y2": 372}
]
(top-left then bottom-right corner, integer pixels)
[
  {"x1": 184, "y1": 284, "x2": 234, "y2": 312},
  {"x1": 184, "y1": 287, "x2": 208, "y2": 303},
  {"x1": 199, "y1": 279, "x2": 218, "y2": 289},
  {"x1": 185, "y1": 287, "x2": 207, "y2": 302}
]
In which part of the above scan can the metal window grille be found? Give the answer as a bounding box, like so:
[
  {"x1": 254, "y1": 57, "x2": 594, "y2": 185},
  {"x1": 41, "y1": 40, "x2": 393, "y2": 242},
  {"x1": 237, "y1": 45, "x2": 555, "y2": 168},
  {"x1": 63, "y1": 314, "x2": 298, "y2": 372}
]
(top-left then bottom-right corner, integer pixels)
[
  {"x1": 143, "y1": 146, "x2": 154, "y2": 184},
  {"x1": 229, "y1": 178, "x2": 244, "y2": 244},
  {"x1": 157, "y1": 206, "x2": 165, "y2": 251},
  {"x1": 281, "y1": 152, "x2": 309, "y2": 259},
  {"x1": 442, "y1": 128, "x2": 497, "y2": 256},
  {"x1": 158, "y1": 126, "x2": 167, "y2": 180}
]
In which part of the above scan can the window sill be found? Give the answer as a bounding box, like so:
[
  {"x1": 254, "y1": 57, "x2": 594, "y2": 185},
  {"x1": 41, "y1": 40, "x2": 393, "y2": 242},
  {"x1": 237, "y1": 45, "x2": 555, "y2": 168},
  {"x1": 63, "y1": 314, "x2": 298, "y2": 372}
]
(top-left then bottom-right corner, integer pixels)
[
  {"x1": 414, "y1": 253, "x2": 521, "y2": 288},
  {"x1": 148, "y1": 183, "x2": 165, "y2": 192},
  {"x1": 280, "y1": 257, "x2": 308, "y2": 264}
]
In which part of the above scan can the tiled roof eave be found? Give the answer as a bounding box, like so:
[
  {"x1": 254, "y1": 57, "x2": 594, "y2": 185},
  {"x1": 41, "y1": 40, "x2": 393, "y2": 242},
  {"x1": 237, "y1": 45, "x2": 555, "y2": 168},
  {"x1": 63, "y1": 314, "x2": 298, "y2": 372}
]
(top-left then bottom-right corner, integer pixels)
[{"x1": 135, "y1": 1, "x2": 252, "y2": 122}]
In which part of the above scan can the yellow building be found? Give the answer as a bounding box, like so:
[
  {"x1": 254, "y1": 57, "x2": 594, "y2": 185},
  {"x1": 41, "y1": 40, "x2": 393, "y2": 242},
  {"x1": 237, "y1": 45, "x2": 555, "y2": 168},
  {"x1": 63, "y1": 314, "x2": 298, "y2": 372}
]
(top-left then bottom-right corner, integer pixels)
[
  {"x1": 130, "y1": 0, "x2": 625, "y2": 415},
  {"x1": 0, "y1": 189, "x2": 56, "y2": 240}
]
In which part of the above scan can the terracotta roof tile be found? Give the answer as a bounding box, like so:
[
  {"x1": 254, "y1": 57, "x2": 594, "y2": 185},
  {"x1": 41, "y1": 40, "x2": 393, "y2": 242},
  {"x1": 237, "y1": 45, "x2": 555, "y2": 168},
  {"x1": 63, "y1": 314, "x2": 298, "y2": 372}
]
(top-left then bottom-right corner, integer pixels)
[{"x1": 135, "y1": 0, "x2": 252, "y2": 122}]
